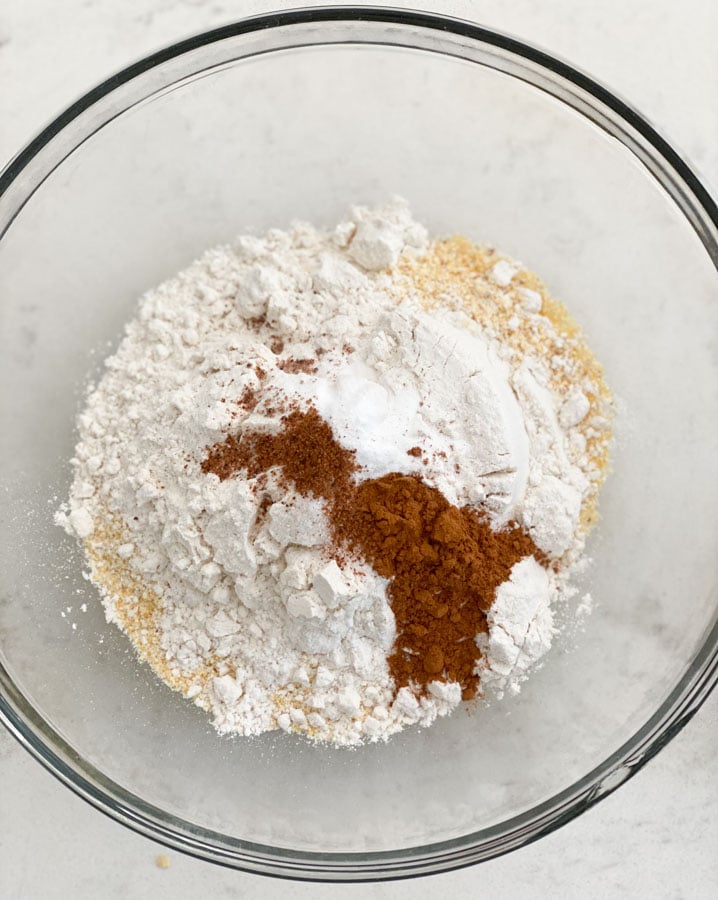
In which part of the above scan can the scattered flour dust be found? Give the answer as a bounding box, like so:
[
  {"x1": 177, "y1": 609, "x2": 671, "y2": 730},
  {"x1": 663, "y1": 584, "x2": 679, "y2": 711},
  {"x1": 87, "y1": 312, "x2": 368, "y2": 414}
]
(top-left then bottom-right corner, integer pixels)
[{"x1": 56, "y1": 199, "x2": 613, "y2": 746}]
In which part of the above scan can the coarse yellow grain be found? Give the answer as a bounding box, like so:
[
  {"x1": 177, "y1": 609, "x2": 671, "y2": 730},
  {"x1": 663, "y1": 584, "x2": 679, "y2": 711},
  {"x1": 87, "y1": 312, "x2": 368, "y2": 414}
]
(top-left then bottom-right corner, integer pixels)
[
  {"x1": 393, "y1": 237, "x2": 613, "y2": 530},
  {"x1": 85, "y1": 513, "x2": 218, "y2": 700}
]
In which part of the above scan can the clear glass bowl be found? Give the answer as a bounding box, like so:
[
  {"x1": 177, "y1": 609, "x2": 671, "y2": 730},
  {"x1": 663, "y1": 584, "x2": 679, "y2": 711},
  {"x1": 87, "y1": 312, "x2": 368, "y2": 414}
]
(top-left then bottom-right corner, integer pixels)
[{"x1": 1, "y1": 7, "x2": 717, "y2": 882}]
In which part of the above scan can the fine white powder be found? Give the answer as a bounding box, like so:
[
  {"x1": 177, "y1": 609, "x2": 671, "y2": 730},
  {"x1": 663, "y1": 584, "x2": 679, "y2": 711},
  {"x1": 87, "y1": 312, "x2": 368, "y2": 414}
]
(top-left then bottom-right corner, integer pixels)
[{"x1": 57, "y1": 200, "x2": 606, "y2": 745}]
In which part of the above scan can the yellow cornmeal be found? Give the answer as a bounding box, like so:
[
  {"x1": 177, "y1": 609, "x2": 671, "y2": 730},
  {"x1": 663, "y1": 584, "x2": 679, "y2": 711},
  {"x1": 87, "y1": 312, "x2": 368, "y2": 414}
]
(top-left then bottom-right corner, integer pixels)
[
  {"x1": 86, "y1": 515, "x2": 216, "y2": 704},
  {"x1": 392, "y1": 237, "x2": 613, "y2": 530},
  {"x1": 87, "y1": 513, "x2": 374, "y2": 737},
  {"x1": 83, "y1": 237, "x2": 613, "y2": 726}
]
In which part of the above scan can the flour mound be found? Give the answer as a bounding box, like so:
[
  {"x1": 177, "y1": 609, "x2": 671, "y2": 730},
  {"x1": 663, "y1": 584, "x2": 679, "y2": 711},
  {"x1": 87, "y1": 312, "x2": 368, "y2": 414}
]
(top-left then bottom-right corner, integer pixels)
[{"x1": 57, "y1": 200, "x2": 612, "y2": 745}]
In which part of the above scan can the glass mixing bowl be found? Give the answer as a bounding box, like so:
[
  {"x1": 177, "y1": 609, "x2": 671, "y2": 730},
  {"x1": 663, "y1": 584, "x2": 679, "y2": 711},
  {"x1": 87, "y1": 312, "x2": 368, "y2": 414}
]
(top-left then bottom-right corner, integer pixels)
[{"x1": 1, "y1": 7, "x2": 717, "y2": 882}]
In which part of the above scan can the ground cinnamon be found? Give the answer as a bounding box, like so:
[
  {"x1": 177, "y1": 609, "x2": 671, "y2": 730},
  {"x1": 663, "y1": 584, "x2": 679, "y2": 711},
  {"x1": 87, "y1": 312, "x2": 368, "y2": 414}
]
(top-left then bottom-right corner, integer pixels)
[
  {"x1": 201, "y1": 407, "x2": 356, "y2": 498},
  {"x1": 334, "y1": 474, "x2": 538, "y2": 699},
  {"x1": 202, "y1": 406, "x2": 542, "y2": 700}
]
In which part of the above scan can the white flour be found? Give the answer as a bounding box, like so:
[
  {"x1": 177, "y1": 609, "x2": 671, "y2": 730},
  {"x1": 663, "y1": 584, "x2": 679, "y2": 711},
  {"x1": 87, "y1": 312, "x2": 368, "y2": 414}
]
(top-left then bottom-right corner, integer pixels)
[{"x1": 57, "y1": 200, "x2": 608, "y2": 745}]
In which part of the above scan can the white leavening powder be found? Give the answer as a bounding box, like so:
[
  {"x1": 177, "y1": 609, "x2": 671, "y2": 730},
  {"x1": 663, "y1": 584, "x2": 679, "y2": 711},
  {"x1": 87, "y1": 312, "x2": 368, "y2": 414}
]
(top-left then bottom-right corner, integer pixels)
[{"x1": 57, "y1": 199, "x2": 612, "y2": 745}]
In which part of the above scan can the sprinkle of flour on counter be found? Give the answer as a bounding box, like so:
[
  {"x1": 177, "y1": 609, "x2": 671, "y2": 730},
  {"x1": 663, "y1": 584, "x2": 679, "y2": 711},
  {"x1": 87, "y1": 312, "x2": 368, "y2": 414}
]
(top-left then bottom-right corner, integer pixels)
[{"x1": 56, "y1": 199, "x2": 613, "y2": 746}]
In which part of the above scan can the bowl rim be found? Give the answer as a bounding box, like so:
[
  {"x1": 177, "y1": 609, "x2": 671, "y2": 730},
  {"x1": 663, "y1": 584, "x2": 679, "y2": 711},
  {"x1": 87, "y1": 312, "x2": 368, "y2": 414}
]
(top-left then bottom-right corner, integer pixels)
[{"x1": 1, "y1": 4, "x2": 717, "y2": 883}]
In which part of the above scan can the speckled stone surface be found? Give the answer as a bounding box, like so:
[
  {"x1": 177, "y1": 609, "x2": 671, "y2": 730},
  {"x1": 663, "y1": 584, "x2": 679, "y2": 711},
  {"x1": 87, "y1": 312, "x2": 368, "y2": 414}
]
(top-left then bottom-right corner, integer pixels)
[{"x1": 0, "y1": 2, "x2": 716, "y2": 897}]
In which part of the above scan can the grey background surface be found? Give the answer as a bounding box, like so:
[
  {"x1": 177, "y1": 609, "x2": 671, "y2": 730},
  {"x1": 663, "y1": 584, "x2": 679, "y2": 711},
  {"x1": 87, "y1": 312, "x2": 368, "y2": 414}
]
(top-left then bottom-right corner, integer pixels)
[{"x1": 1, "y1": 1, "x2": 717, "y2": 897}]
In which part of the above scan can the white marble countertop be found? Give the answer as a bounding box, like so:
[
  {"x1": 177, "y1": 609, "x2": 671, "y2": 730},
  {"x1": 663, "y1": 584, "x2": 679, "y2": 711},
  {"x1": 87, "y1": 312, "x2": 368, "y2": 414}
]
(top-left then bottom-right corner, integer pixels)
[{"x1": 1, "y1": 1, "x2": 717, "y2": 897}]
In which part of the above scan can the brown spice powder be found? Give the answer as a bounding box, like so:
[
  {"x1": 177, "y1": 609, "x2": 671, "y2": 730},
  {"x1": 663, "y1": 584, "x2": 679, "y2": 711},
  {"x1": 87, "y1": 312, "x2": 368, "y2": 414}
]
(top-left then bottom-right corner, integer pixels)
[
  {"x1": 334, "y1": 473, "x2": 539, "y2": 699},
  {"x1": 202, "y1": 407, "x2": 357, "y2": 497},
  {"x1": 202, "y1": 407, "x2": 543, "y2": 700},
  {"x1": 277, "y1": 357, "x2": 319, "y2": 375},
  {"x1": 238, "y1": 385, "x2": 259, "y2": 410}
]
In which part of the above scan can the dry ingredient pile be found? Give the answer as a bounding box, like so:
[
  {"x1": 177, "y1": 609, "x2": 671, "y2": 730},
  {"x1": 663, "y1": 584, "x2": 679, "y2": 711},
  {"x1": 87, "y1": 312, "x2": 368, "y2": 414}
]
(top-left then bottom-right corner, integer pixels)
[{"x1": 57, "y1": 200, "x2": 613, "y2": 746}]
